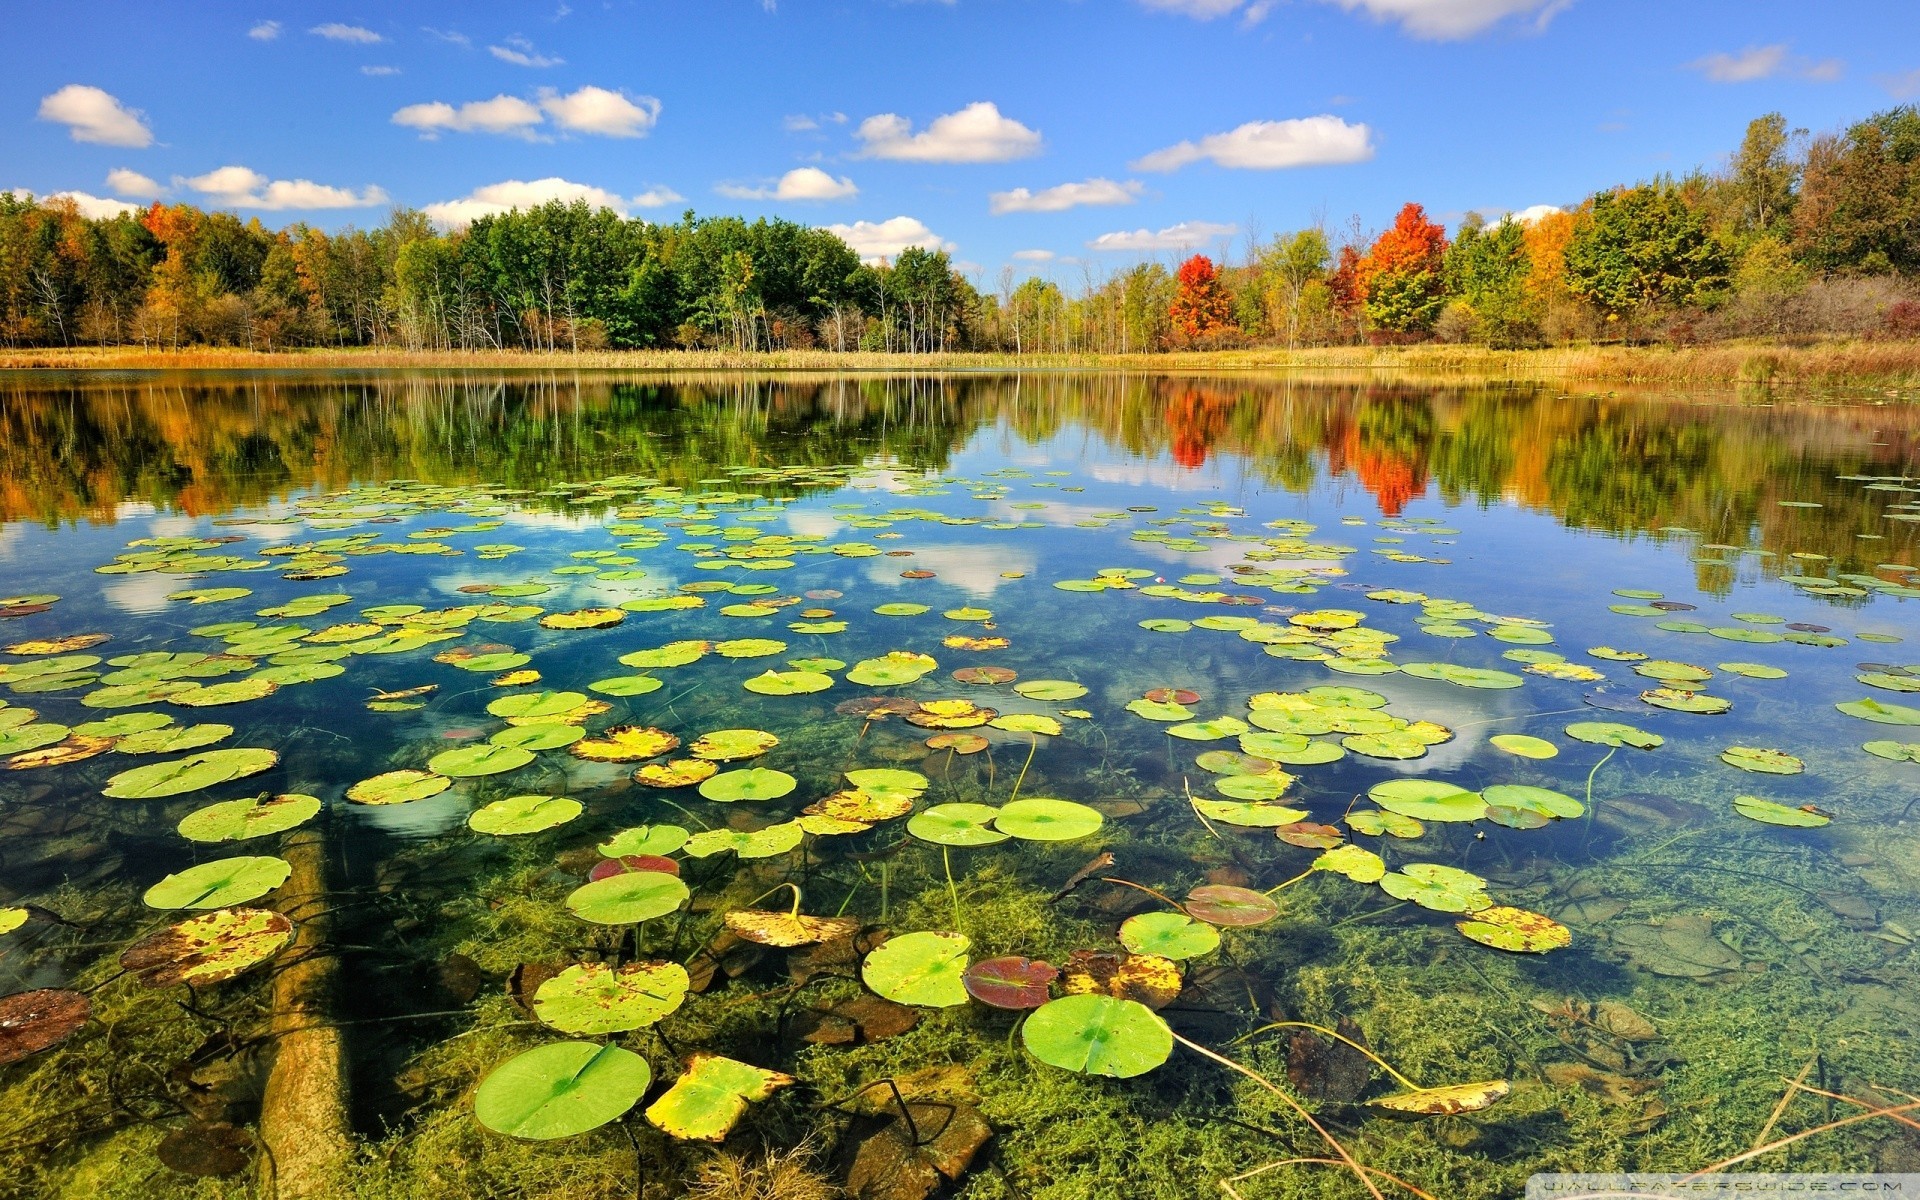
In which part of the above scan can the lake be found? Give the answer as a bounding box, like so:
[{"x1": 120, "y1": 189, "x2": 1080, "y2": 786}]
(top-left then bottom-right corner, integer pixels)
[{"x1": 0, "y1": 371, "x2": 1917, "y2": 1200}]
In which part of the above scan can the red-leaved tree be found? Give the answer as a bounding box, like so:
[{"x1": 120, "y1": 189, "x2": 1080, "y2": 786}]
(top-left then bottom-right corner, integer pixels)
[{"x1": 1169, "y1": 255, "x2": 1233, "y2": 340}]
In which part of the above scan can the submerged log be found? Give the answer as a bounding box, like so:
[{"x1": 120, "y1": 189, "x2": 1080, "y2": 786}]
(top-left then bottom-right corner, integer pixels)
[{"x1": 256, "y1": 828, "x2": 352, "y2": 1197}]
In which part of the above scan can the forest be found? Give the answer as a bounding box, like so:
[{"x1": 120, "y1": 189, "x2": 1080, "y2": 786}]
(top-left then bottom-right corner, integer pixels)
[{"x1": 3, "y1": 106, "x2": 1919, "y2": 354}]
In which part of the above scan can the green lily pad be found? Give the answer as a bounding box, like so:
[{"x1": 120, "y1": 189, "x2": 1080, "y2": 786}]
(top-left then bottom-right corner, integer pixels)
[
  {"x1": 1192, "y1": 798, "x2": 1308, "y2": 827},
  {"x1": 908, "y1": 803, "x2": 1008, "y2": 846},
  {"x1": 346, "y1": 769, "x2": 451, "y2": 805},
  {"x1": 170, "y1": 678, "x2": 280, "y2": 708},
  {"x1": 119, "y1": 907, "x2": 295, "y2": 987},
  {"x1": 1732, "y1": 795, "x2": 1831, "y2": 827},
  {"x1": 1641, "y1": 688, "x2": 1732, "y2": 715},
  {"x1": 533, "y1": 961, "x2": 689, "y2": 1034},
  {"x1": 689, "y1": 728, "x2": 779, "y2": 761},
  {"x1": 1022, "y1": 994, "x2": 1172, "y2": 1078},
  {"x1": 114, "y1": 723, "x2": 234, "y2": 755},
  {"x1": 995, "y1": 798, "x2": 1104, "y2": 842},
  {"x1": 1313, "y1": 843, "x2": 1387, "y2": 883},
  {"x1": 1720, "y1": 746, "x2": 1804, "y2": 775},
  {"x1": 1565, "y1": 721, "x2": 1664, "y2": 749},
  {"x1": 72, "y1": 712, "x2": 173, "y2": 738},
  {"x1": 846, "y1": 651, "x2": 938, "y2": 686},
  {"x1": 1368, "y1": 779, "x2": 1487, "y2": 823},
  {"x1": 1720, "y1": 662, "x2": 1788, "y2": 680},
  {"x1": 178, "y1": 794, "x2": 322, "y2": 842},
  {"x1": 103, "y1": 748, "x2": 279, "y2": 799},
  {"x1": 1014, "y1": 680, "x2": 1088, "y2": 701},
  {"x1": 143, "y1": 855, "x2": 292, "y2": 909},
  {"x1": 645, "y1": 1054, "x2": 794, "y2": 1142},
  {"x1": 1863, "y1": 740, "x2": 1920, "y2": 763},
  {"x1": 474, "y1": 1042, "x2": 651, "y2": 1141},
  {"x1": 1401, "y1": 663, "x2": 1526, "y2": 690},
  {"x1": 1212, "y1": 771, "x2": 1296, "y2": 801},
  {"x1": 598, "y1": 825, "x2": 690, "y2": 857},
  {"x1": 845, "y1": 768, "x2": 931, "y2": 794},
  {"x1": 490, "y1": 724, "x2": 584, "y2": 751},
  {"x1": 486, "y1": 690, "x2": 588, "y2": 720},
  {"x1": 565, "y1": 870, "x2": 690, "y2": 924},
  {"x1": 682, "y1": 821, "x2": 806, "y2": 859},
  {"x1": 428, "y1": 743, "x2": 535, "y2": 779},
  {"x1": 1126, "y1": 699, "x2": 1193, "y2": 721},
  {"x1": 1481, "y1": 784, "x2": 1583, "y2": 819},
  {"x1": 1118, "y1": 912, "x2": 1220, "y2": 960},
  {"x1": 1379, "y1": 863, "x2": 1491, "y2": 912},
  {"x1": 1343, "y1": 731, "x2": 1430, "y2": 760},
  {"x1": 1490, "y1": 734, "x2": 1558, "y2": 759},
  {"x1": 1166, "y1": 717, "x2": 1250, "y2": 742},
  {"x1": 742, "y1": 670, "x2": 833, "y2": 696},
  {"x1": 1836, "y1": 698, "x2": 1920, "y2": 726},
  {"x1": 588, "y1": 675, "x2": 664, "y2": 697},
  {"x1": 1346, "y1": 810, "x2": 1424, "y2": 838},
  {"x1": 469, "y1": 794, "x2": 583, "y2": 835},
  {"x1": 0, "y1": 724, "x2": 70, "y2": 756},
  {"x1": 698, "y1": 768, "x2": 796, "y2": 802},
  {"x1": 873, "y1": 603, "x2": 930, "y2": 617},
  {"x1": 861, "y1": 930, "x2": 970, "y2": 1007}
]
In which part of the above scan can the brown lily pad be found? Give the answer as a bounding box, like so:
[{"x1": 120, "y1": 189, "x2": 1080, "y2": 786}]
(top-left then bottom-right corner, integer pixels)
[
  {"x1": 0, "y1": 988, "x2": 90, "y2": 1064},
  {"x1": 591, "y1": 854, "x2": 681, "y2": 880},
  {"x1": 1286, "y1": 1017, "x2": 1373, "y2": 1103},
  {"x1": 156, "y1": 1122, "x2": 253, "y2": 1177},
  {"x1": 1060, "y1": 949, "x2": 1182, "y2": 1010},
  {"x1": 1145, "y1": 688, "x2": 1200, "y2": 705},
  {"x1": 961, "y1": 957, "x2": 1058, "y2": 1009},
  {"x1": 952, "y1": 666, "x2": 1016, "y2": 686},
  {"x1": 1184, "y1": 884, "x2": 1280, "y2": 927}
]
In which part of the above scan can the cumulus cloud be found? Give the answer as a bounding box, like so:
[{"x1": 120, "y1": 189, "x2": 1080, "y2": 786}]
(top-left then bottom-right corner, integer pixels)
[
  {"x1": 717, "y1": 167, "x2": 858, "y2": 202},
  {"x1": 393, "y1": 95, "x2": 545, "y2": 137},
  {"x1": 538, "y1": 86, "x2": 659, "y2": 137},
  {"x1": 423, "y1": 177, "x2": 667, "y2": 226},
  {"x1": 989, "y1": 178, "x2": 1142, "y2": 215},
  {"x1": 106, "y1": 167, "x2": 163, "y2": 198},
  {"x1": 856, "y1": 102, "x2": 1041, "y2": 162},
  {"x1": 248, "y1": 20, "x2": 281, "y2": 40},
  {"x1": 1012, "y1": 249, "x2": 1057, "y2": 261},
  {"x1": 1087, "y1": 221, "x2": 1238, "y2": 253},
  {"x1": 1499, "y1": 203, "x2": 1564, "y2": 225},
  {"x1": 490, "y1": 36, "x2": 563, "y2": 67},
  {"x1": 823, "y1": 216, "x2": 954, "y2": 263},
  {"x1": 1689, "y1": 44, "x2": 1843, "y2": 83},
  {"x1": 29, "y1": 191, "x2": 140, "y2": 219},
  {"x1": 184, "y1": 165, "x2": 388, "y2": 211},
  {"x1": 1133, "y1": 116, "x2": 1374, "y2": 172},
  {"x1": 310, "y1": 22, "x2": 383, "y2": 43},
  {"x1": 37, "y1": 85, "x2": 153, "y2": 148}
]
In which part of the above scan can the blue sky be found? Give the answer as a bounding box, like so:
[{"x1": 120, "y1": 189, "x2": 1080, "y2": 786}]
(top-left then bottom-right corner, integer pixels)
[{"x1": 7, "y1": 0, "x2": 1917, "y2": 279}]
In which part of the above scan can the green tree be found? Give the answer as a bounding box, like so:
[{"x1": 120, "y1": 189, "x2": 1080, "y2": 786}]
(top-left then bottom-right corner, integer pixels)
[
  {"x1": 1444, "y1": 214, "x2": 1535, "y2": 345},
  {"x1": 1563, "y1": 184, "x2": 1729, "y2": 318},
  {"x1": 1794, "y1": 106, "x2": 1920, "y2": 276}
]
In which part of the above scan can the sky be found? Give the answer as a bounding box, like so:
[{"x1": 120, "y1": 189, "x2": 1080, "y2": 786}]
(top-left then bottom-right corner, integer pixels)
[{"x1": 6, "y1": 0, "x2": 1918, "y2": 279}]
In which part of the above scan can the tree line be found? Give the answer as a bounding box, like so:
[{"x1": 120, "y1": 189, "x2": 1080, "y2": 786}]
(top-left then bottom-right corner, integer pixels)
[{"x1": 4, "y1": 105, "x2": 1919, "y2": 353}]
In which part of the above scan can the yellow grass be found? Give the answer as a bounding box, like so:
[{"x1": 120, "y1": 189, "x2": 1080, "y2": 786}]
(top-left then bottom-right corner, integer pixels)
[{"x1": 6, "y1": 340, "x2": 1920, "y2": 386}]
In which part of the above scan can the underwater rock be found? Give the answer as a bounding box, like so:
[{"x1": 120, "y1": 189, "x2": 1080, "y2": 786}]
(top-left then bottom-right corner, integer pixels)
[
  {"x1": 1285, "y1": 1017, "x2": 1373, "y2": 1103},
  {"x1": 845, "y1": 1101, "x2": 992, "y2": 1200},
  {"x1": 1609, "y1": 914, "x2": 1743, "y2": 979},
  {"x1": 1591, "y1": 1001, "x2": 1659, "y2": 1043},
  {"x1": 157, "y1": 1122, "x2": 253, "y2": 1177},
  {"x1": 436, "y1": 953, "x2": 485, "y2": 1004},
  {"x1": 1543, "y1": 1062, "x2": 1658, "y2": 1105},
  {"x1": 801, "y1": 995, "x2": 920, "y2": 1045},
  {"x1": 1819, "y1": 891, "x2": 1880, "y2": 928}
]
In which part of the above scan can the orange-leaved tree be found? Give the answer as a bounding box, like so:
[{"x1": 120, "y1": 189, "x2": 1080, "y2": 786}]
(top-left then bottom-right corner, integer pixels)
[
  {"x1": 1169, "y1": 254, "x2": 1233, "y2": 340},
  {"x1": 1359, "y1": 203, "x2": 1448, "y2": 333}
]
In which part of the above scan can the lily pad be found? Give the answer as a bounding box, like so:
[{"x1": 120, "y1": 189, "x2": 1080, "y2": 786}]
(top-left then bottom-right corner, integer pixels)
[
  {"x1": 1183, "y1": 885, "x2": 1279, "y2": 927},
  {"x1": 645, "y1": 1054, "x2": 795, "y2": 1142},
  {"x1": 1863, "y1": 740, "x2": 1920, "y2": 763},
  {"x1": 633, "y1": 759, "x2": 719, "y2": 789},
  {"x1": 1346, "y1": 810, "x2": 1424, "y2": 838},
  {"x1": 1118, "y1": 912, "x2": 1220, "y2": 960},
  {"x1": 689, "y1": 728, "x2": 779, "y2": 761},
  {"x1": 1368, "y1": 779, "x2": 1487, "y2": 823},
  {"x1": 723, "y1": 909, "x2": 860, "y2": 947},
  {"x1": 1379, "y1": 863, "x2": 1491, "y2": 913},
  {"x1": 1022, "y1": 994, "x2": 1172, "y2": 1079},
  {"x1": 995, "y1": 798, "x2": 1104, "y2": 842},
  {"x1": 1836, "y1": 698, "x2": 1920, "y2": 726},
  {"x1": 699, "y1": 768, "x2": 796, "y2": 802},
  {"x1": 1565, "y1": 721, "x2": 1664, "y2": 749},
  {"x1": 1313, "y1": 843, "x2": 1386, "y2": 883},
  {"x1": 474, "y1": 1042, "x2": 651, "y2": 1140},
  {"x1": 119, "y1": 908, "x2": 294, "y2": 987},
  {"x1": 178, "y1": 793, "x2": 321, "y2": 842},
  {"x1": 486, "y1": 690, "x2": 588, "y2": 720},
  {"x1": 143, "y1": 856, "x2": 292, "y2": 910},
  {"x1": 1480, "y1": 784, "x2": 1583, "y2": 819},
  {"x1": 469, "y1": 794, "x2": 582, "y2": 835},
  {"x1": 1193, "y1": 798, "x2": 1308, "y2": 827},
  {"x1": 598, "y1": 825, "x2": 690, "y2": 857},
  {"x1": 565, "y1": 870, "x2": 690, "y2": 924},
  {"x1": 346, "y1": 769, "x2": 451, "y2": 805},
  {"x1": 428, "y1": 743, "x2": 534, "y2": 778},
  {"x1": 491, "y1": 723, "x2": 584, "y2": 752},
  {"x1": 1014, "y1": 680, "x2": 1088, "y2": 701},
  {"x1": 847, "y1": 652, "x2": 939, "y2": 686},
  {"x1": 862, "y1": 931, "x2": 971, "y2": 1007},
  {"x1": 908, "y1": 803, "x2": 1007, "y2": 847},
  {"x1": 533, "y1": 961, "x2": 689, "y2": 1033},
  {"x1": 571, "y1": 725, "x2": 679, "y2": 763},
  {"x1": 0, "y1": 989, "x2": 91, "y2": 1066},
  {"x1": 1720, "y1": 746, "x2": 1804, "y2": 775},
  {"x1": 104, "y1": 748, "x2": 279, "y2": 800},
  {"x1": 1490, "y1": 734, "x2": 1558, "y2": 759},
  {"x1": 682, "y1": 822, "x2": 806, "y2": 859},
  {"x1": 963, "y1": 957, "x2": 1059, "y2": 1009},
  {"x1": 1732, "y1": 795, "x2": 1831, "y2": 827},
  {"x1": 1456, "y1": 906, "x2": 1570, "y2": 953},
  {"x1": 743, "y1": 670, "x2": 834, "y2": 696}
]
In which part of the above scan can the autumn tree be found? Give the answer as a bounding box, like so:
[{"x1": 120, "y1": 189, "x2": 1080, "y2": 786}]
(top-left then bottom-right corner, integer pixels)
[
  {"x1": 1361, "y1": 203, "x2": 1448, "y2": 334},
  {"x1": 1168, "y1": 254, "x2": 1233, "y2": 340},
  {"x1": 1794, "y1": 105, "x2": 1920, "y2": 276}
]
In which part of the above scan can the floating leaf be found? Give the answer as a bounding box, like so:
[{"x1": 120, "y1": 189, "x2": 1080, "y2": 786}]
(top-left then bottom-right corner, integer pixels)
[
  {"x1": 645, "y1": 1054, "x2": 795, "y2": 1142},
  {"x1": 1400, "y1": 662, "x2": 1525, "y2": 690},
  {"x1": 119, "y1": 908, "x2": 294, "y2": 987},
  {"x1": 846, "y1": 651, "x2": 939, "y2": 686},
  {"x1": 539, "y1": 608, "x2": 626, "y2": 631},
  {"x1": 429, "y1": 743, "x2": 534, "y2": 778},
  {"x1": 633, "y1": 759, "x2": 718, "y2": 789},
  {"x1": 743, "y1": 670, "x2": 833, "y2": 696},
  {"x1": 533, "y1": 961, "x2": 689, "y2": 1033},
  {"x1": 491, "y1": 723, "x2": 584, "y2": 752},
  {"x1": 1490, "y1": 734, "x2": 1558, "y2": 759},
  {"x1": 598, "y1": 825, "x2": 690, "y2": 857},
  {"x1": 724, "y1": 909, "x2": 860, "y2": 947},
  {"x1": 1183, "y1": 885, "x2": 1279, "y2": 927},
  {"x1": 170, "y1": 678, "x2": 279, "y2": 708},
  {"x1": 683, "y1": 822, "x2": 805, "y2": 859},
  {"x1": 995, "y1": 798, "x2": 1103, "y2": 842},
  {"x1": 1721, "y1": 746, "x2": 1804, "y2": 775},
  {"x1": 1126, "y1": 698, "x2": 1193, "y2": 722},
  {"x1": 486, "y1": 690, "x2": 588, "y2": 720},
  {"x1": 1368, "y1": 1080, "x2": 1510, "y2": 1116},
  {"x1": 103, "y1": 748, "x2": 279, "y2": 799},
  {"x1": 1565, "y1": 721, "x2": 1664, "y2": 749},
  {"x1": 1456, "y1": 906, "x2": 1570, "y2": 953},
  {"x1": 474, "y1": 1042, "x2": 651, "y2": 1140},
  {"x1": 1346, "y1": 809, "x2": 1423, "y2": 838},
  {"x1": 588, "y1": 675, "x2": 664, "y2": 698},
  {"x1": 1836, "y1": 698, "x2": 1920, "y2": 726},
  {"x1": 908, "y1": 802, "x2": 1006, "y2": 846},
  {"x1": 1119, "y1": 912, "x2": 1220, "y2": 960},
  {"x1": 862, "y1": 931, "x2": 970, "y2": 1007},
  {"x1": 1863, "y1": 740, "x2": 1920, "y2": 763},
  {"x1": 963, "y1": 956, "x2": 1059, "y2": 1009},
  {"x1": 1313, "y1": 844, "x2": 1386, "y2": 883},
  {"x1": 143, "y1": 856, "x2": 292, "y2": 910},
  {"x1": 1015, "y1": 680, "x2": 1088, "y2": 701},
  {"x1": 178, "y1": 793, "x2": 321, "y2": 843},
  {"x1": 571, "y1": 725, "x2": 679, "y2": 763},
  {"x1": 1378, "y1": 863, "x2": 1491, "y2": 913},
  {"x1": 1641, "y1": 688, "x2": 1731, "y2": 715},
  {"x1": 470, "y1": 794, "x2": 582, "y2": 835},
  {"x1": 565, "y1": 870, "x2": 690, "y2": 924},
  {"x1": 1193, "y1": 798, "x2": 1308, "y2": 827},
  {"x1": 1480, "y1": 784, "x2": 1583, "y2": 820},
  {"x1": 0, "y1": 989, "x2": 90, "y2": 1066},
  {"x1": 689, "y1": 728, "x2": 779, "y2": 761},
  {"x1": 346, "y1": 769, "x2": 451, "y2": 805},
  {"x1": 699, "y1": 768, "x2": 796, "y2": 802},
  {"x1": 9, "y1": 734, "x2": 115, "y2": 769},
  {"x1": 1368, "y1": 779, "x2": 1487, "y2": 823},
  {"x1": 1022, "y1": 994, "x2": 1172, "y2": 1078},
  {"x1": 1732, "y1": 795, "x2": 1831, "y2": 827},
  {"x1": 114, "y1": 723, "x2": 234, "y2": 755}
]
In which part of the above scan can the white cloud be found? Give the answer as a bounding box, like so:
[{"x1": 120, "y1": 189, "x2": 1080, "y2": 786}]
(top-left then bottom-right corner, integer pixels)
[
  {"x1": 1133, "y1": 116, "x2": 1374, "y2": 172},
  {"x1": 423, "y1": 177, "x2": 654, "y2": 226},
  {"x1": 37, "y1": 190, "x2": 140, "y2": 219},
  {"x1": 718, "y1": 167, "x2": 858, "y2": 202},
  {"x1": 106, "y1": 167, "x2": 164, "y2": 199},
  {"x1": 538, "y1": 86, "x2": 660, "y2": 137},
  {"x1": 248, "y1": 20, "x2": 281, "y2": 40},
  {"x1": 393, "y1": 95, "x2": 545, "y2": 137},
  {"x1": 184, "y1": 165, "x2": 388, "y2": 211},
  {"x1": 310, "y1": 22, "x2": 383, "y2": 43},
  {"x1": 824, "y1": 216, "x2": 954, "y2": 263},
  {"x1": 423, "y1": 27, "x2": 471, "y2": 47},
  {"x1": 1088, "y1": 221, "x2": 1239, "y2": 252},
  {"x1": 1322, "y1": 0, "x2": 1569, "y2": 39},
  {"x1": 783, "y1": 114, "x2": 819, "y2": 132},
  {"x1": 361, "y1": 65, "x2": 401, "y2": 76},
  {"x1": 1689, "y1": 44, "x2": 1843, "y2": 83},
  {"x1": 490, "y1": 36, "x2": 564, "y2": 67},
  {"x1": 856, "y1": 102, "x2": 1041, "y2": 163},
  {"x1": 990, "y1": 178, "x2": 1142, "y2": 215},
  {"x1": 37, "y1": 85, "x2": 153, "y2": 149},
  {"x1": 1138, "y1": 0, "x2": 1244, "y2": 16},
  {"x1": 1498, "y1": 203, "x2": 1563, "y2": 225},
  {"x1": 1886, "y1": 69, "x2": 1920, "y2": 100},
  {"x1": 1012, "y1": 249, "x2": 1057, "y2": 261}
]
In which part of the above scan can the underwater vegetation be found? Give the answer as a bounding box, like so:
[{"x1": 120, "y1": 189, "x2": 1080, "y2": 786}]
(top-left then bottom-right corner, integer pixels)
[{"x1": 0, "y1": 376, "x2": 1917, "y2": 1199}]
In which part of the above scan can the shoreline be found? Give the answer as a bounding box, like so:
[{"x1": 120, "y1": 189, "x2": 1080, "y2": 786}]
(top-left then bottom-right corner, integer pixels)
[{"x1": 4, "y1": 340, "x2": 1920, "y2": 389}]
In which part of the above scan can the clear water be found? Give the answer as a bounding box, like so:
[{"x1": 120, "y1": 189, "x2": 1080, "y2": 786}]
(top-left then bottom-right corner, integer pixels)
[{"x1": 0, "y1": 372, "x2": 1917, "y2": 1200}]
